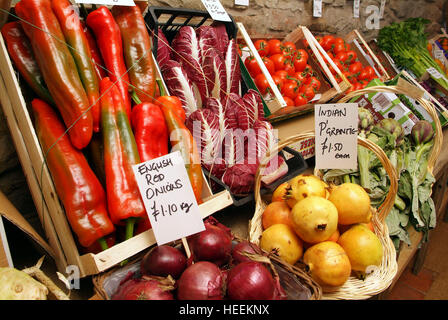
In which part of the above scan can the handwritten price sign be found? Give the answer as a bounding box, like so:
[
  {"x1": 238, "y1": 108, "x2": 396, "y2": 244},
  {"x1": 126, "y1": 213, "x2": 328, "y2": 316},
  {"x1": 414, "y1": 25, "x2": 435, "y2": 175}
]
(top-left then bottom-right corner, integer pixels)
[
  {"x1": 314, "y1": 104, "x2": 358, "y2": 170},
  {"x1": 132, "y1": 151, "x2": 205, "y2": 246},
  {"x1": 201, "y1": 0, "x2": 232, "y2": 22}
]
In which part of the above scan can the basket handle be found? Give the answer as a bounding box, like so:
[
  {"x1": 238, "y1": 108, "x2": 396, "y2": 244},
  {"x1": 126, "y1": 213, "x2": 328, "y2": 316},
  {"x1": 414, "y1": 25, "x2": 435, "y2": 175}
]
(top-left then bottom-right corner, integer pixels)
[
  {"x1": 337, "y1": 84, "x2": 443, "y2": 175},
  {"x1": 253, "y1": 132, "x2": 398, "y2": 223}
]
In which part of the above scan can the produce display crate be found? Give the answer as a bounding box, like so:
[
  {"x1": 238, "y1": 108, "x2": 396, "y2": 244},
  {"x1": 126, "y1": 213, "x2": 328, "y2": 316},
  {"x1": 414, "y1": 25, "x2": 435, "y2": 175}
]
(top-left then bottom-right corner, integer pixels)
[
  {"x1": 240, "y1": 26, "x2": 352, "y2": 123},
  {"x1": 0, "y1": 7, "x2": 233, "y2": 278},
  {"x1": 342, "y1": 29, "x2": 391, "y2": 82},
  {"x1": 145, "y1": 6, "x2": 271, "y2": 117}
]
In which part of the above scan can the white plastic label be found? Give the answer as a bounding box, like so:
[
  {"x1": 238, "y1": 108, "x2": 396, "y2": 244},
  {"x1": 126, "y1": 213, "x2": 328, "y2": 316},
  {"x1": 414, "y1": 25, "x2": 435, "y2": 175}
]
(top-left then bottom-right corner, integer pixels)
[
  {"x1": 313, "y1": 0, "x2": 322, "y2": 18},
  {"x1": 234, "y1": 0, "x2": 249, "y2": 6},
  {"x1": 132, "y1": 151, "x2": 205, "y2": 246},
  {"x1": 354, "y1": 0, "x2": 360, "y2": 18},
  {"x1": 201, "y1": 0, "x2": 232, "y2": 22},
  {"x1": 314, "y1": 104, "x2": 358, "y2": 170},
  {"x1": 75, "y1": 0, "x2": 135, "y2": 6}
]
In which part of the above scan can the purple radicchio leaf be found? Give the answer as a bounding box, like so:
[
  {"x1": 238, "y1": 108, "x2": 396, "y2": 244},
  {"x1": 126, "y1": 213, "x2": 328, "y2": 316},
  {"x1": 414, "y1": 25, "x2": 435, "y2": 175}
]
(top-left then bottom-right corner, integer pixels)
[
  {"x1": 224, "y1": 39, "x2": 241, "y2": 97},
  {"x1": 197, "y1": 26, "x2": 221, "y2": 62},
  {"x1": 202, "y1": 48, "x2": 227, "y2": 103},
  {"x1": 237, "y1": 89, "x2": 266, "y2": 130},
  {"x1": 210, "y1": 22, "x2": 230, "y2": 57},
  {"x1": 154, "y1": 28, "x2": 172, "y2": 70},
  {"x1": 161, "y1": 60, "x2": 201, "y2": 117}
]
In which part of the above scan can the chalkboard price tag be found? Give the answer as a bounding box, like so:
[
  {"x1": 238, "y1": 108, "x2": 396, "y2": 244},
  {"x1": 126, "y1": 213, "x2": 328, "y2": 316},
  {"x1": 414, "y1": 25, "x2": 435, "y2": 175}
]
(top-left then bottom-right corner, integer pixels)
[
  {"x1": 201, "y1": 0, "x2": 232, "y2": 22},
  {"x1": 314, "y1": 104, "x2": 358, "y2": 170},
  {"x1": 75, "y1": 0, "x2": 135, "y2": 6},
  {"x1": 132, "y1": 151, "x2": 205, "y2": 246}
]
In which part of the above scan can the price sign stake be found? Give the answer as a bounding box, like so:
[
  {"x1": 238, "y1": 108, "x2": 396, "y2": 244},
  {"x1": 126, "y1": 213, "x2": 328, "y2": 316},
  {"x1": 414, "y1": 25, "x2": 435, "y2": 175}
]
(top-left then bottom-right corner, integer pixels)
[
  {"x1": 132, "y1": 151, "x2": 205, "y2": 246},
  {"x1": 314, "y1": 104, "x2": 358, "y2": 170}
]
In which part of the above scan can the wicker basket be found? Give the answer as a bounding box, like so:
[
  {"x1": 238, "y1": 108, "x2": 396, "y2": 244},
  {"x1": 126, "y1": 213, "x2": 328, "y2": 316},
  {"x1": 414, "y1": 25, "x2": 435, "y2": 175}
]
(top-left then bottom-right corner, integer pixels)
[
  {"x1": 249, "y1": 82, "x2": 443, "y2": 299},
  {"x1": 249, "y1": 133, "x2": 399, "y2": 299}
]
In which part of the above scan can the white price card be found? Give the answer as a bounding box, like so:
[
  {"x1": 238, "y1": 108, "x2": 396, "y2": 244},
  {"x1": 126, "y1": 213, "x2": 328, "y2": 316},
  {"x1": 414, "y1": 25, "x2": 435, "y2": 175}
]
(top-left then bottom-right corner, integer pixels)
[
  {"x1": 426, "y1": 67, "x2": 448, "y2": 81},
  {"x1": 75, "y1": 0, "x2": 135, "y2": 6},
  {"x1": 354, "y1": 0, "x2": 360, "y2": 18},
  {"x1": 313, "y1": 0, "x2": 322, "y2": 17},
  {"x1": 314, "y1": 104, "x2": 358, "y2": 170},
  {"x1": 234, "y1": 0, "x2": 249, "y2": 6},
  {"x1": 201, "y1": 0, "x2": 232, "y2": 22},
  {"x1": 132, "y1": 151, "x2": 205, "y2": 246}
]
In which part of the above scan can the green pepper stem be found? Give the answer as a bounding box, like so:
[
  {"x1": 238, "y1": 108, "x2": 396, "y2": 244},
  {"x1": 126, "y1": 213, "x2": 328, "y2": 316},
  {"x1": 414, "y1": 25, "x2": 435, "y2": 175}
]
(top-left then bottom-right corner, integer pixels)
[
  {"x1": 125, "y1": 217, "x2": 137, "y2": 241},
  {"x1": 97, "y1": 237, "x2": 109, "y2": 252},
  {"x1": 130, "y1": 90, "x2": 142, "y2": 105},
  {"x1": 157, "y1": 79, "x2": 167, "y2": 97}
]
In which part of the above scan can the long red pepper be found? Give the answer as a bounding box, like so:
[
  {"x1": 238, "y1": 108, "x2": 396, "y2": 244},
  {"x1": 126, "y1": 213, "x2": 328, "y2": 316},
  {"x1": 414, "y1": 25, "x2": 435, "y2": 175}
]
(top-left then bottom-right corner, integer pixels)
[
  {"x1": 82, "y1": 23, "x2": 106, "y2": 80},
  {"x1": 100, "y1": 77, "x2": 145, "y2": 240},
  {"x1": 52, "y1": 0, "x2": 101, "y2": 133},
  {"x1": 1, "y1": 22, "x2": 54, "y2": 105},
  {"x1": 87, "y1": 6, "x2": 132, "y2": 119},
  {"x1": 15, "y1": 0, "x2": 93, "y2": 150},
  {"x1": 112, "y1": 5, "x2": 157, "y2": 103},
  {"x1": 32, "y1": 98, "x2": 114, "y2": 249}
]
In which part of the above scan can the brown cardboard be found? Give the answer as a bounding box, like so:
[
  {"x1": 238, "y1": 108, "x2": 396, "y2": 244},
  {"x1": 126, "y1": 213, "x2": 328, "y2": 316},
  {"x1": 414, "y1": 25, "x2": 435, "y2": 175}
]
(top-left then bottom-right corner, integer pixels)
[{"x1": 0, "y1": 191, "x2": 55, "y2": 262}]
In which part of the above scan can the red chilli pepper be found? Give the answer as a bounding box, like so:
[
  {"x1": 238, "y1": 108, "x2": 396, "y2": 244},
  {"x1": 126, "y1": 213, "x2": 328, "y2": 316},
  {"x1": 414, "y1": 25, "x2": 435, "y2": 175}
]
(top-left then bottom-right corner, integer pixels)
[
  {"x1": 1, "y1": 22, "x2": 54, "y2": 105},
  {"x1": 112, "y1": 5, "x2": 157, "y2": 103},
  {"x1": 82, "y1": 22, "x2": 106, "y2": 80},
  {"x1": 32, "y1": 98, "x2": 114, "y2": 249},
  {"x1": 16, "y1": 0, "x2": 93, "y2": 150},
  {"x1": 87, "y1": 6, "x2": 132, "y2": 119},
  {"x1": 100, "y1": 77, "x2": 145, "y2": 240},
  {"x1": 130, "y1": 91, "x2": 169, "y2": 162},
  {"x1": 52, "y1": 0, "x2": 101, "y2": 133}
]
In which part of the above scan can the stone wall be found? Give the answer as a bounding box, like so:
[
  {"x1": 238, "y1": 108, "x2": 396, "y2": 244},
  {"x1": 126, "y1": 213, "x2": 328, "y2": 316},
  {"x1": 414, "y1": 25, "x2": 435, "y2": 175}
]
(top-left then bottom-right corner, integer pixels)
[
  {"x1": 149, "y1": 0, "x2": 446, "y2": 40},
  {"x1": 0, "y1": 0, "x2": 446, "y2": 232}
]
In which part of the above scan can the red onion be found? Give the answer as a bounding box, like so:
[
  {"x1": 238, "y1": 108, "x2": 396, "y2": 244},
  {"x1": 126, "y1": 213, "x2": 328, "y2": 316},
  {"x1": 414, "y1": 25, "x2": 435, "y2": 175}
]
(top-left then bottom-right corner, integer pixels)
[
  {"x1": 177, "y1": 261, "x2": 226, "y2": 300},
  {"x1": 140, "y1": 245, "x2": 187, "y2": 279},
  {"x1": 111, "y1": 276, "x2": 175, "y2": 300},
  {"x1": 226, "y1": 261, "x2": 286, "y2": 300},
  {"x1": 187, "y1": 217, "x2": 233, "y2": 266},
  {"x1": 231, "y1": 241, "x2": 263, "y2": 264}
]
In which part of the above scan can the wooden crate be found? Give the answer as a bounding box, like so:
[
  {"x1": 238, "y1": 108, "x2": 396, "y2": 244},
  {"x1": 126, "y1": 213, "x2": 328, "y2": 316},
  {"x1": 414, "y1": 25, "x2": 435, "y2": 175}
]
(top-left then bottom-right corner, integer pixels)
[
  {"x1": 343, "y1": 29, "x2": 391, "y2": 82},
  {"x1": 237, "y1": 25, "x2": 351, "y2": 120},
  {"x1": 0, "y1": 26, "x2": 233, "y2": 278}
]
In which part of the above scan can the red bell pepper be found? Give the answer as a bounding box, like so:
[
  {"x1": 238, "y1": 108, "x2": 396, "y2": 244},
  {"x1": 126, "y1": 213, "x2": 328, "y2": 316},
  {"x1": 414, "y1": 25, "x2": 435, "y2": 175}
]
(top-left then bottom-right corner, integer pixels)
[
  {"x1": 87, "y1": 6, "x2": 132, "y2": 119},
  {"x1": 1, "y1": 22, "x2": 54, "y2": 105},
  {"x1": 130, "y1": 91, "x2": 168, "y2": 162},
  {"x1": 100, "y1": 77, "x2": 145, "y2": 240},
  {"x1": 15, "y1": 0, "x2": 93, "y2": 150},
  {"x1": 112, "y1": 5, "x2": 157, "y2": 104},
  {"x1": 32, "y1": 98, "x2": 114, "y2": 249},
  {"x1": 52, "y1": 0, "x2": 101, "y2": 133}
]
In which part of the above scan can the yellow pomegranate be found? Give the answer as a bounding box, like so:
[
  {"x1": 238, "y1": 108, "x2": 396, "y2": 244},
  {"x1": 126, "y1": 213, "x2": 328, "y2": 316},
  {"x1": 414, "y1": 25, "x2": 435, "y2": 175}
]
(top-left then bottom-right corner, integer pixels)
[
  {"x1": 286, "y1": 174, "x2": 328, "y2": 208},
  {"x1": 289, "y1": 196, "x2": 338, "y2": 244},
  {"x1": 260, "y1": 224, "x2": 303, "y2": 265},
  {"x1": 303, "y1": 241, "x2": 351, "y2": 288},
  {"x1": 328, "y1": 183, "x2": 371, "y2": 225},
  {"x1": 338, "y1": 224, "x2": 383, "y2": 275},
  {"x1": 271, "y1": 182, "x2": 290, "y2": 202}
]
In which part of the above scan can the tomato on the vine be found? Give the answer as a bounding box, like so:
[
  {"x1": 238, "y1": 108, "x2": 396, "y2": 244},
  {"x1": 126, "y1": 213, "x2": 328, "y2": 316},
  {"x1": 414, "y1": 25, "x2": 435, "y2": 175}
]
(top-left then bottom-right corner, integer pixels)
[
  {"x1": 334, "y1": 37, "x2": 345, "y2": 45},
  {"x1": 296, "y1": 49, "x2": 309, "y2": 62},
  {"x1": 364, "y1": 66, "x2": 376, "y2": 80},
  {"x1": 271, "y1": 74, "x2": 285, "y2": 91},
  {"x1": 267, "y1": 39, "x2": 282, "y2": 56},
  {"x1": 283, "y1": 61, "x2": 296, "y2": 76},
  {"x1": 329, "y1": 58, "x2": 344, "y2": 74},
  {"x1": 294, "y1": 53, "x2": 308, "y2": 72},
  {"x1": 270, "y1": 54, "x2": 286, "y2": 71},
  {"x1": 294, "y1": 94, "x2": 308, "y2": 107},
  {"x1": 275, "y1": 69, "x2": 289, "y2": 81},
  {"x1": 282, "y1": 41, "x2": 297, "y2": 54},
  {"x1": 358, "y1": 68, "x2": 371, "y2": 81},
  {"x1": 291, "y1": 71, "x2": 307, "y2": 85},
  {"x1": 254, "y1": 39, "x2": 270, "y2": 57},
  {"x1": 281, "y1": 81, "x2": 299, "y2": 99},
  {"x1": 343, "y1": 71, "x2": 356, "y2": 84},
  {"x1": 245, "y1": 57, "x2": 262, "y2": 77},
  {"x1": 321, "y1": 35, "x2": 336, "y2": 51},
  {"x1": 333, "y1": 42, "x2": 346, "y2": 55},
  {"x1": 335, "y1": 51, "x2": 349, "y2": 64},
  {"x1": 254, "y1": 73, "x2": 270, "y2": 95},
  {"x1": 308, "y1": 76, "x2": 321, "y2": 91},
  {"x1": 349, "y1": 61, "x2": 363, "y2": 75},
  {"x1": 301, "y1": 85, "x2": 316, "y2": 101},
  {"x1": 345, "y1": 50, "x2": 357, "y2": 63},
  {"x1": 262, "y1": 56, "x2": 275, "y2": 75},
  {"x1": 283, "y1": 96, "x2": 295, "y2": 107}
]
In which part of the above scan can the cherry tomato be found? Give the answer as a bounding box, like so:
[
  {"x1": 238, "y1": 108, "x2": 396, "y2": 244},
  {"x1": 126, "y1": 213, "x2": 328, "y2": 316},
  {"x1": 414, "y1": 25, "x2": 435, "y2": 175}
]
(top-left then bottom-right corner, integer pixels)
[
  {"x1": 271, "y1": 54, "x2": 286, "y2": 71},
  {"x1": 255, "y1": 39, "x2": 270, "y2": 57},
  {"x1": 262, "y1": 56, "x2": 275, "y2": 75},
  {"x1": 346, "y1": 50, "x2": 357, "y2": 63},
  {"x1": 354, "y1": 82, "x2": 364, "y2": 91},
  {"x1": 294, "y1": 94, "x2": 308, "y2": 107},
  {"x1": 301, "y1": 85, "x2": 316, "y2": 101},
  {"x1": 329, "y1": 59, "x2": 344, "y2": 74},
  {"x1": 294, "y1": 53, "x2": 307, "y2": 72},
  {"x1": 271, "y1": 74, "x2": 285, "y2": 91},
  {"x1": 364, "y1": 66, "x2": 376, "y2": 80},
  {"x1": 254, "y1": 73, "x2": 270, "y2": 95},
  {"x1": 245, "y1": 57, "x2": 262, "y2": 77},
  {"x1": 308, "y1": 76, "x2": 321, "y2": 91},
  {"x1": 332, "y1": 43, "x2": 346, "y2": 55},
  {"x1": 321, "y1": 35, "x2": 336, "y2": 51},
  {"x1": 343, "y1": 71, "x2": 356, "y2": 84},
  {"x1": 267, "y1": 39, "x2": 282, "y2": 56},
  {"x1": 349, "y1": 61, "x2": 363, "y2": 75},
  {"x1": 275, "y1": 69, "x2": 289, "y2": 81},
  {"x1": 283, "y1": 96, "x2": 295, "y2": 107},
  {"x1": 281, "y1": 81, "x2": 299, "y2": 99},
  {"x1": 291, "y1": 71, "x2": 308, "y2": 85}
]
